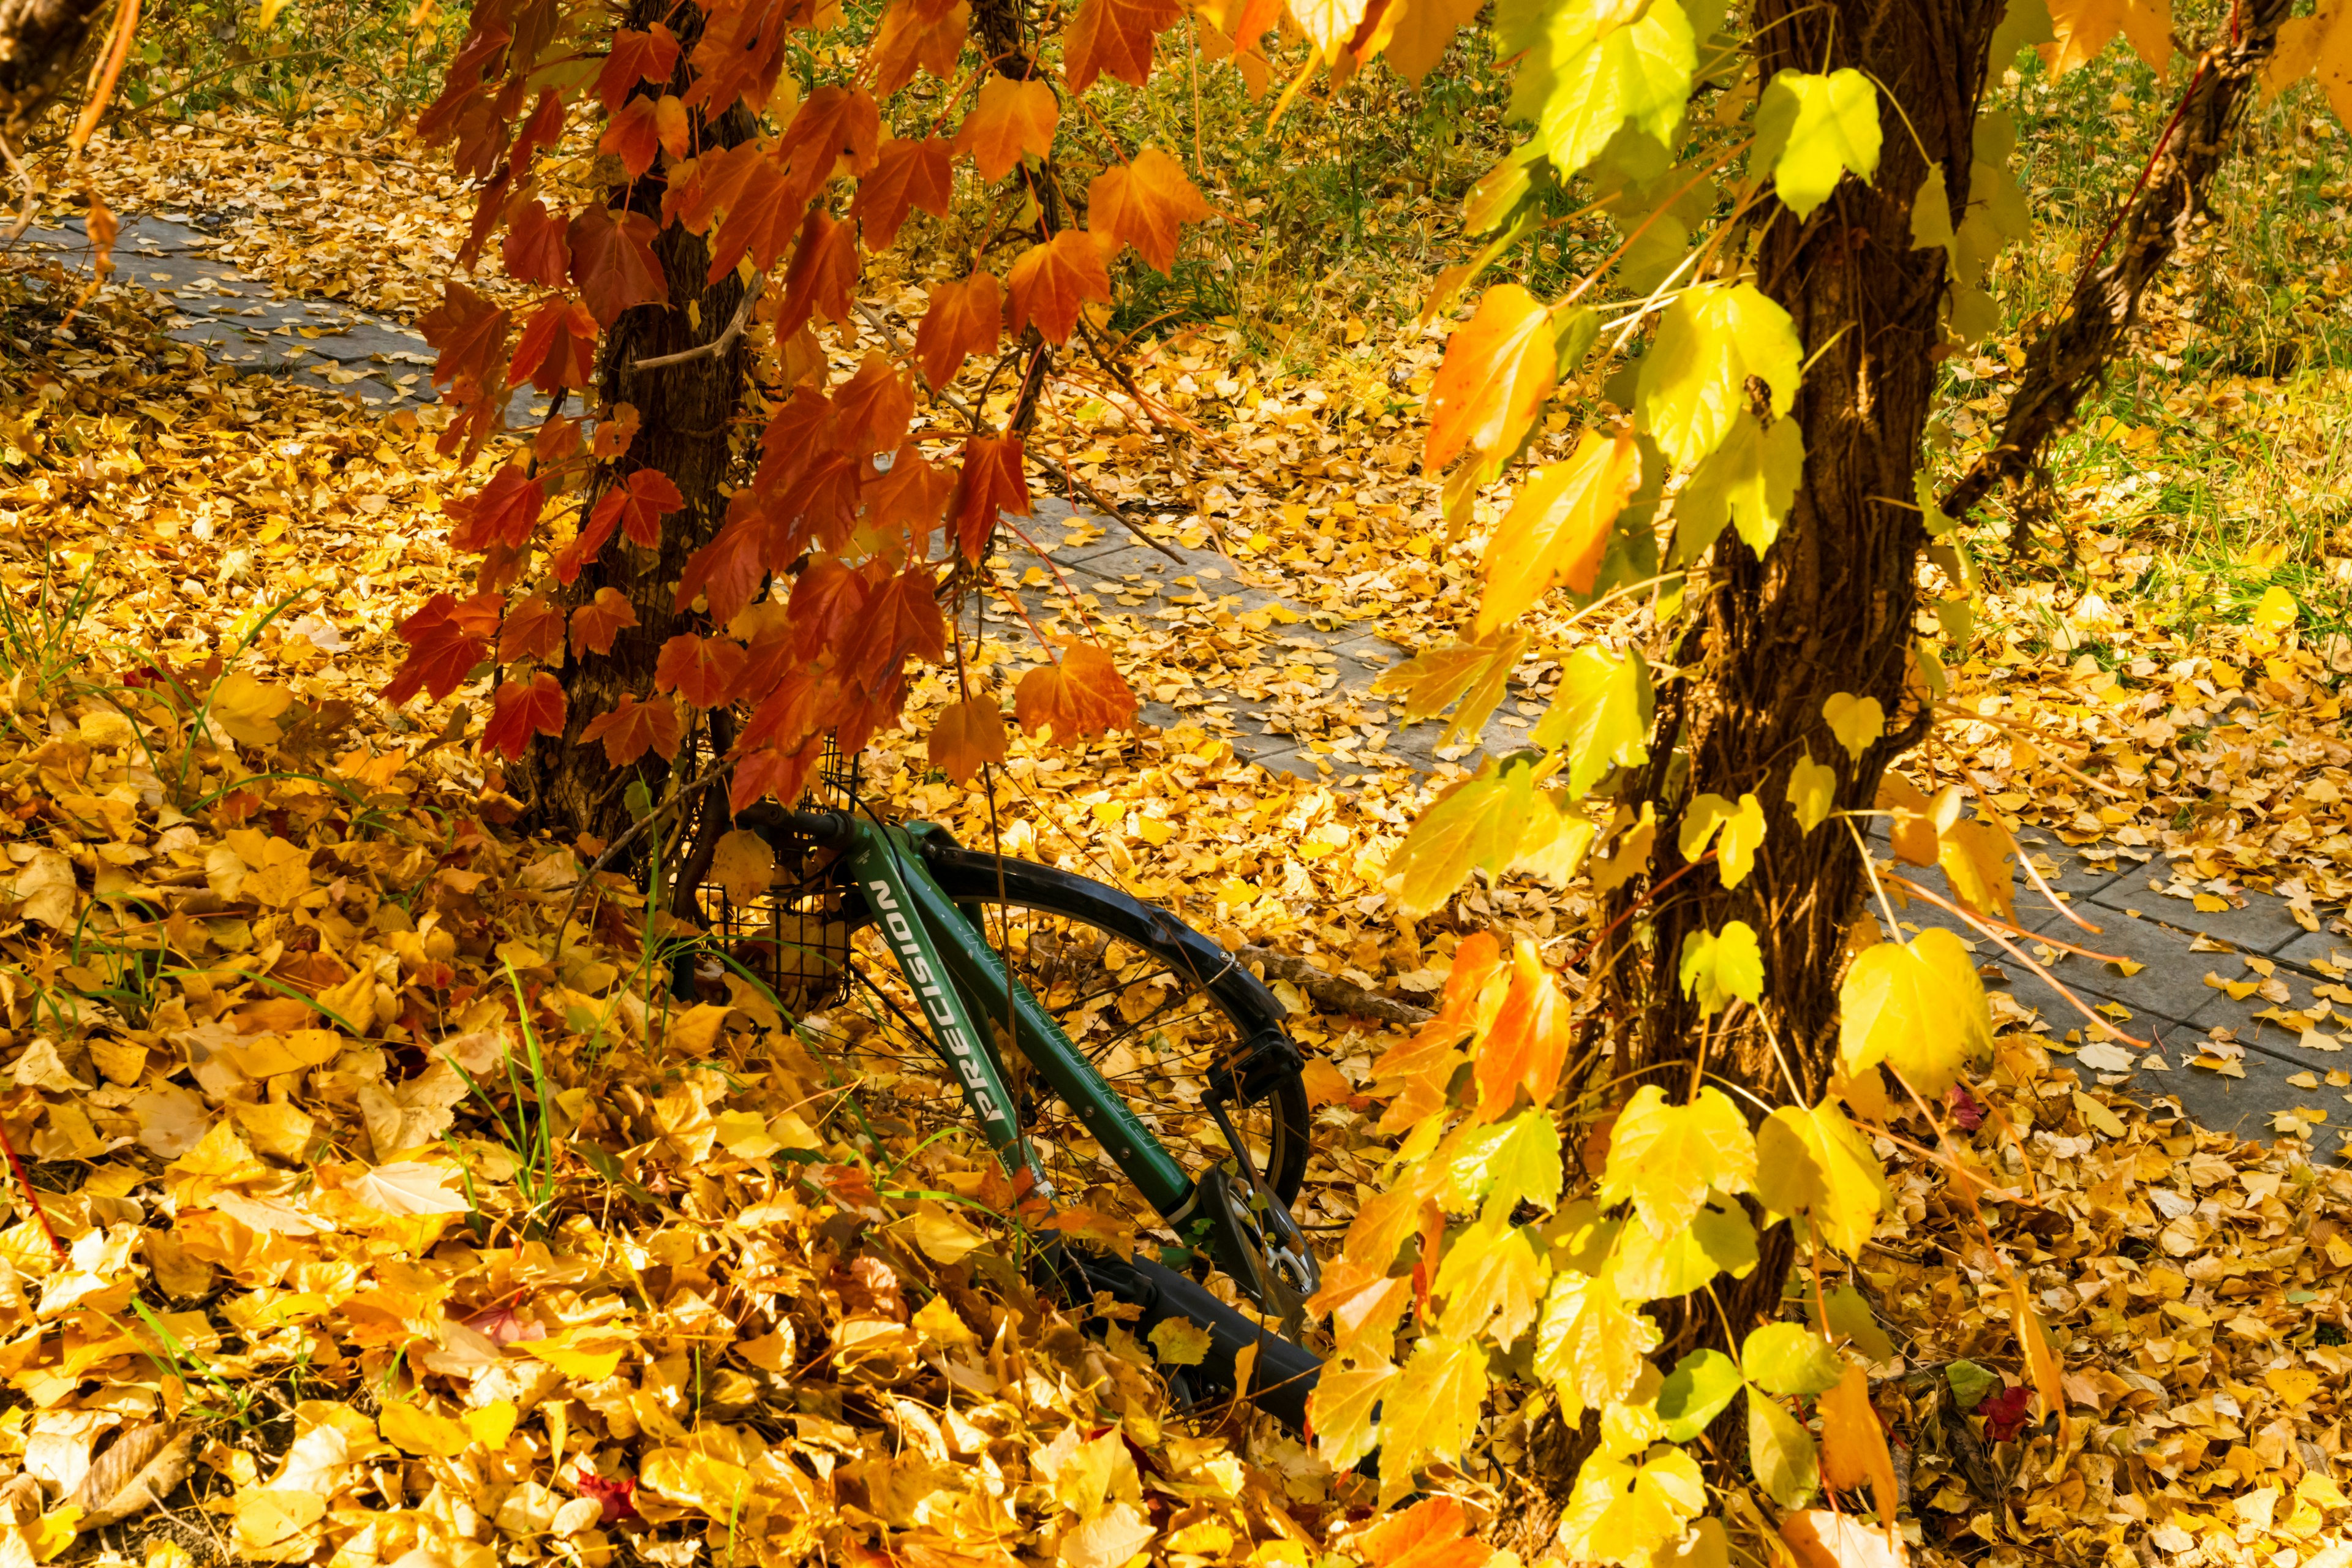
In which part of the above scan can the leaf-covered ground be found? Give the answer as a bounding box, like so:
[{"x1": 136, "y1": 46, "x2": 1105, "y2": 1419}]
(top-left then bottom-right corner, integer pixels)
[{"x1": 5, "y1": 36, "x2": 2352, "y2": 1568}]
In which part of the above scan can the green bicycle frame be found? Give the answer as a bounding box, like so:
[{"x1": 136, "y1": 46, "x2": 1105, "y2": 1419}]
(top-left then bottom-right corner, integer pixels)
[{"x1": 841, "y1": 820, "x2": 1197, "y2": 1223}]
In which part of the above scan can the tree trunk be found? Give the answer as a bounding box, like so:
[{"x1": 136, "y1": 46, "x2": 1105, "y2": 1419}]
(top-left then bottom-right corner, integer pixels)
[
  {"x1": 513, "y1": 2, "x2": 756, "y2": 851},
  {"x1": 1600, "y1": 0, "x2": 2004, "y2": 1354}
]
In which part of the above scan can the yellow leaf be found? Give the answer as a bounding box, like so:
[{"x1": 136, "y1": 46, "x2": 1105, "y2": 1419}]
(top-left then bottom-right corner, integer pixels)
[
  {"x1": 709, "y1": 829, "x2": 776, "y2": 905},
  {"x1": 1939, "y1": 816, "x2": 2016, "y2": 923},
  {"x1": 2267, "y1": 1, "x2": 2352, "y2": 123},
  {"x1": 2011, "y1": 1274, "x2": 2069, "y2": 1446},
  {"x1": 1307, "y1": 1349, "x2": 1398, "y2": 1472},
  {"x1": 520, "y1": 1332, "x2": 628, "y2": 1381},
  {"x1": 1821, "y1": 691, "x2": 1882, "y2": 763},
  {"x1": 2250, "y1": 582, "x2": 2299, "y2": 633},
  {"x1": 464, "y1": 1400, "x2": 519, "y2": 1449},
  {"x1": 1818, "y1": 1363, "x2": 1899, "y2": 1524},
  {"x1": 2040, "y1": 0, "x2": 2174, "y2": 75},
  {"x1": 1557, "y1": 1445, "x2": 1706, "y2": 1566},
  {"x1": 210, "y1": 671, "x2": 295, "y2": 747},
  {"x1": 1753, "y1": 1100, "x2": 1889, "y2": 1255},
  {"x1": 380, "y1": 1401, "x2": 471, "y2": 1458},
  {"x1": 1378, "y1": 1335, "x2": 1489, "y2": 1485},
  {"x1": 1474, "y1": 429, "x2": 1641, "y2": 635},
  {"x1": 895, "y1": 1199, "x2": 988, "y2": 1264},
  {"x1": 1838, "y1": 928, "x2": 1991, "y2": 1097},
  {"x1": 1786, "y1": 750, "x2": 1836, "y2": 834},
  {"x1": 1597, "y1": 1084, "x2": 1758, "y2": 1238},
  {"x1": 1148, "y1": 1317, "x2": 1213, "y2": 1367}
]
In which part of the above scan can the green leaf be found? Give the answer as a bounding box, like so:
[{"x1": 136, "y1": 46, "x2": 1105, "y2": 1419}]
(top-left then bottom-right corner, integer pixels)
[
  {"x1": 1752, "y1": 68, "x2": 1882, "y2": 219},
  {"x1": 1556, "y1": 1444, "x2": 1707, "y2": 1567},
  {"x1": 1610, "y1": 1197, "x2": 1756, "y2": 1301},
  {"x1": 1820, "y1": 691, "x2": 1882, "y2": 761},
  {"x1": 1656, "y1": 1348, "x2": 1743, "y2": 1442},
  {"x1": 1944, "y1": 1358, "x2": 1998, "y2": 1412},
  {"x1": 1674, "y1": 411, "x2": 1804, "y2": 560},
  {"x1": 1838, "y1": 927, "x2": 1993, "y2": 1096},
  {"x1": 1532, "y1": 645, "x2": 1652, "y2": 797},
  {"x1": 1753, "y1": 1101, "x2": 1891, "y2": 1255},
  {"x1": 1464, "y1": 141, "x2": 1552, "y2": 236},
  {"x1": 1555, "y1": 304, "x2": 1600, "y2": 380},
  {"x1": 1556, "y1": 1444, "x2": 1708, "y2": 1567},
  {"x1": 1825, "y1": 1284, "x2": 1896, "y2": 1365},
  {"x1": 1384, "y1": 757, "x2": 1540, "y2": 917},
  {"x1": 1742, "y1": 1322, "x2": 1845, "y2": 1398},
  {"x1": 1434, "y1": 1219, "x2": 1550, "y2": 1348},
  {"x1": 1990, "y1": 0, "x2": 2055, "y2": 63},
  {"x1": 1748, "y1": 1391, "x2": 1820, "y2": 1508},
  {"x1": 1678, "y1": 922, "x2": 1763, "y2": 1017},
  {"x1": 1445, "y1": 1108, "x2": 1566, "y2": 1214},
  {"x1": 1531, "y1": 0, "x2": 1697, "y2": 181},
  {"x1": 1786, "y1": 750, "x2": 1837, "y2": 833},
  {"x1": 1636, "y1": 282, "x2": 1803, "y2": 468},
  {"x1": 1597, "y1": 1084, "x2": 1757, "y2": 1238},
  {"x1": 1534, "y1": 1272, "x2": 1660, "y2": 1417}
]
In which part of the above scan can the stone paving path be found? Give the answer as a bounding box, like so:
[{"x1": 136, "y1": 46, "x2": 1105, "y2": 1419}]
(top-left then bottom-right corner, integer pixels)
[{"x1": 33, "y1": 210, "x2": 2349, "y2": 1158}]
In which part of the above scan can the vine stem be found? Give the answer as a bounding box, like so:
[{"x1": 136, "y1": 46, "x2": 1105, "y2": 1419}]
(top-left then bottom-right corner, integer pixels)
[{"x1": 0, "y1": 1115, "x2": 67, "y2": 1261}]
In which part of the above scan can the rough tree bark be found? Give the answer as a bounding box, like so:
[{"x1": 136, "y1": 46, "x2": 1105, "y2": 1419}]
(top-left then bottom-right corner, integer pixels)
[
  {"x1": 513, "y1": 1, "x2": 756, "y2": 851},
  {"x1": 0, "y1": 0, "x2": 110, "y2": 137}
]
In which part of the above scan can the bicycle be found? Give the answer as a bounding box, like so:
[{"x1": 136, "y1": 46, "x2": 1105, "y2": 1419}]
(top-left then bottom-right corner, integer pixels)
[{"x1": 670, "y1": 768, "x2": 1328, "y2": 1427}]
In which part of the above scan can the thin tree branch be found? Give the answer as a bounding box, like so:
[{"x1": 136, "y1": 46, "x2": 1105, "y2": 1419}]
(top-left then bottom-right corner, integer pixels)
[{"x1": 631, "y1": 273, "x2": 764, "y2": 371}]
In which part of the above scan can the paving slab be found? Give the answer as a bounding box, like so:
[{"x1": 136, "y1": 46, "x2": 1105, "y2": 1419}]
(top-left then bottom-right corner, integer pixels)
[{"x1": 2087, "y1": 869, "x2": 2311, "y2": 954}]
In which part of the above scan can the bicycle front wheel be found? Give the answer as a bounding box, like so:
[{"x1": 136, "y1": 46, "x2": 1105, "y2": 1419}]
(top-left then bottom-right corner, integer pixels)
[{"x1": 818, "y1": 842, "x2": 1316, "y2": 1312}]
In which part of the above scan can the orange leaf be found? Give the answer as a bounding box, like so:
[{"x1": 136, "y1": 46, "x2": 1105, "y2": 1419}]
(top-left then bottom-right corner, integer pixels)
[
  {"x1": 1434, "y1": 929, "x2": 1508, "y2": 1027},
  {"x1": 419, "y1": 279, "x2": 509, "y2": 391},
  {"x1": 954, "y1": 74, "x2": 1058, "y2": 181},
  {"x1": 1065, "y1": 0, "x2": 1182, "y2": 89},
  {"x1": 1782, "y1": 1510, "x2": 1904, "y2": 1568},
  {"x1": 500, "y1": 198, "x2": 570, "y2": 288},
  {"x1": 446, "y1": 465, "x2": 546, "y2": 552},
  {"x1": 1368, "y1": 1019, "x2": 1467, "y2": 1135},
  {"x1": 853, "y1": 136, "x2": 954, "y2": 250},
  {"x1": 580, "y1": 695, "x2": 682, "y2": 766},
  {"x1": 832, "y1": 352, "x2": 914, "y2": 457},
  {"x1": 654, "y1": 95, "x2": 690, "y2": 159},
  {"x1": 600, "y1": 96, "x2": 662, "y2": 178},
  {"x1": 1005, "y1": 229, "x2": 1110, "y2": 344},
  {"x1": 863, "y1": 442, "x2": 954, "y2": 554},
  {"x1": 497, "y1": 594, "x2": 565, "y2": 664},
  {"x1": 777, "y1": 84, "x2": 881, "y2": 180},
  {"x1": 913, "y1": 271, "x2": 1001, "y2": 387},
  {"x1": 1820, "y1": 1363, "x2": 1899, "y2": 1527},
  {"x1": 568, "y1": 588, "x2": 639, "y2": 655},
  {"x1": 586, "y1": 466, "x2": 686, "y2": 549},
  {"x1": 596, "y1": 25, "x2": 680, "y2": 110},
  {"x1": 869, "y1": 0, "x2": 972, "y2": 95},
  {"x1": 1014, "y1": 642, "x2": 1136, "y2": 740},
  {"x1": 507, "y1": 296, "x2": 598, "y2": 393},
  {"x1": 774, "y1": 208, "x2": 860, "y2": 337},
  {"x1": 482, "y1": 672, "x2": 567, "y2": 761},
  {"x1": 1361, "y1": 1497, "x2": 1491, "y2": 1568},
  {"x1": 1424, "y1": 282, "x2": 1556, "y2": 472},
  {"x1": 1473, "y1": 937, "x2": 1569, "y2": 1123},
  {"x1": 951, "y1": 431, "x2": 1029, "y2": 560},
  {"x1": 655, "y1": 633, "x2": 748, "y2": 708},
  {"x1": 1087, "y1": 146, "x2": 1210, "y2": 274},
  {"x1": 848, "y1": 565, "x2": 948, "y2": 687},
  {"x1": 930, "y1": 699, "x2": 1009, "y2": 784},
  {"x1": 567, "y1": 203, "x2": 666, "y2": 326},
  {"x1": 1474, "y1": 428, "x2": 1640, "y2": 634},
  {"x1": 2012, "y1": 1273, "x2": 2069, "y2": 1447},
  {"x1": 785, "y1": 557, "x2": 875, "y2": 663}
]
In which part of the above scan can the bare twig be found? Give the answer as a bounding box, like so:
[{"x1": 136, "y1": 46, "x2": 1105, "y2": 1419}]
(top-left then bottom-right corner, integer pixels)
[
  {"x1": 1237, "y1": 944, "x2": 1433, "y2": 1025},
  {"x1": 631, "y1": 273, "x2": 764, "y2": 371}
]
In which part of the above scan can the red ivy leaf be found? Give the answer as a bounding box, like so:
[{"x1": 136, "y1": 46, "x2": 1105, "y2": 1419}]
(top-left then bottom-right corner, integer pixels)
[
  {"x1": 508, "y1": 297, "x2": 599, "y2": 393},
  {"x1": 567, "y1": 204, "x2": 666, "y2": 327},
  {"x1": 600, "y1": 96, "x2": 663, "y2": 178},
  {"x1": 508, "y1": 88, "x2": 567, "y2": 172},
  {"x1": 912, "y1": 271, "x2": 1000, "y2": 388},
  {"x1": 674, "y1": 501, "x2": 773, "y2": 622},
  {"x1": 654, "y1": 633, "x2": 748, "y2": 708},
  {"x1": 773, "y1": 208, "x2": 859, "y2": 339},
  {"x1": 569, "y1": 587, "x2": 639, "y2": 654},
  {"x1": 1005, "y1": 229, "x2": 1110, "y2": 345},
  {"x1": 482, "y1": 671, "x2": 568, "y2": 760},
  {"x1": 597, "y1": 26, "x2": 680, "y2": 111},
  {"x1": 585, "y1": 466, "x2": 687, "y2": 549},
  {"x1": 580, "y1": 695, "x2": 682, "y2": 766},
  {"x1": 832, "y1": 352, "x2": 914, "y2": 458},
  {"x1": 851, "y1": 136, "x2": 953, "y2": 250},
  {"x1": 420, "y1": 281, "x2": 510, "y2": 391},
  {"x1": 446, "y1": 465, "x2": 546, "y2": 552},
  {"x1": 785, "y1": 557, "x2": 873, "y2": 663},
  {"x1": 848, "y1": 565, "x2": 947, "y2": 687},
  {"x1": 1065, "y1": 0, "x2": 1182, "y2": 91},
  {"x1": 497, "y1": 593, "x2": 566, "y2": 664},
  {"x1": 500, "y1": 197, "x2": 571, "y2": 288},
  {"x1": 951, "y1": 432, "x2": 1029, "y2": 560},
  {"x1": 385, "y1": 594, "x2": 491, "y2": 706}
]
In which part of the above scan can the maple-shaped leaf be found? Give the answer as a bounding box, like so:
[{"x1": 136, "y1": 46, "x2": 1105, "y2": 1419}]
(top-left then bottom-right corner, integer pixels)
[
  {"x1": 869, "y1": 0, "x2": 971, "y2": 95},
  {"x1": 569, "y1": 587, "x2": 639, "y2": 654},
  {"x1": 586, "y1": 466, "x2": 687, "y2": 549},
  {"x1": 580, "y1": 694, "x2": 683, "y2": 766},
  {"x1": 1290, "y1": 0, "x2": 1371, "y2": 61},
  {"x1": 1306, "y1": 1349, "x2": 1398, "y2": 1477},
  {"x1": 954, "y1": 74, "x2": 1058, "y2": 181},
  {"x1": 600, "y1": 95, "x2": 663, "y2": 178},
  {"x1": 594, "y1": 402, "x2": 641, "y2": 459},
  {"x1": 384, "y1": 594, "x2": 491, "y2": 706},
  {"x1": 1476, "y1": 429, "x2": 1640, "y2": 634},
  {"x1": 2041, "y1": 0, "x2": 2173, "y2": 76},
  {"x1": 420, "y1": 280, "x2": 510, "y2": 391},
  {"x1": 863, "y1": 442, "x2": 954, "y2": 555},
  {"x1": 1065, "y1": 0, "x2": 1182, "y2": 89},
  {"x1": 1006, "y1": 229, "x2": 1110, "y2": 344},
  {"x1": 832, "y1": 353, "x2": 914, "y2": 457},
  {"x1": 777, "y1": 84, "x2": 883, "y2": 180},
  {"x1": 848, "y1": 565, "x2": 948, "y2": 687},
  {"x1": 689, "y1": 143, "x2": 801, "y2": 278},
  {"x1": 774, "y1": 208, "x2": 860, "y2": 338},
  {"x1": 1425, "y1": 282, "x2": 1555, "y2": 471},
  {"x1": 568, "y1": 204, "x2": 667, "y2": 326},
  {"x1": 853, "y1": 137, "x2": 954, "y2": 250},
  {"x1": 2268, "y1": 4, "x2": 2352, "y2": 125},
  {"x1": 1015, "y1": 641, "x2": 1136, "y2": 739},
  {"x1": 1087, "y1": 146, "x2": 1210, "y2": 274},
  {"x1": 785, "y1": 557, "x2": 876, "y2": 662},
  {"x1": 497, "y1": 594, "x2": 565, "y2": 664},
  {"x1": 654, "y1": 633, "x2": 749, "y2": 707},
  {"x1": 447, "y1": 465, "x2": 546, "y2": 552},
  {"x1": 1596, "y1": 1084, "x2": 1758, "y2": 1238},
  {"x1": 729, "y1": 737, "x2": 822, "y2": 815},
  {"x1": 913, "y1": 271, "x2": 1001, "y2": 387},
  {"x1": 1360, "y1": 1498, "x2": 1487, "y2": 1568},
  {"x1": 1372, "y1": 0, "x2": 1482, "y2": 83},
  {"x1": 674, "y1": 504, "x2": 774, "y2": 621},
  {"x1": 1474, "y1": 937, "x2": 1569, "y2": 1123},
  {"x1": 1838, "y1": 927, "x2": 1991, "y2": 1096},
  {"x1": 1379, "y1": 1335, "x2": 1488, "y2": 1481},
  {"x1": 654, "y1": 96, "x2": 690, "y2": 159},
  {"x1": 597, "y1": 25, "x2": 681, "y2": 110},
  {"x1": 951, "y1": 431, "x2": 1029, "y2": 559},
  {"x1": 482, "y1": 671, "x2": 567, "y2": 760},
  {"x1": 500, "y1": 198, "x2": 571, "y2": 288},
  {"x1": 930, "y1": 699, "x2": 1008, "y2": 785},
  {"x1": 508, "y1": 296, "x2": 599, "y2": 393}
]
